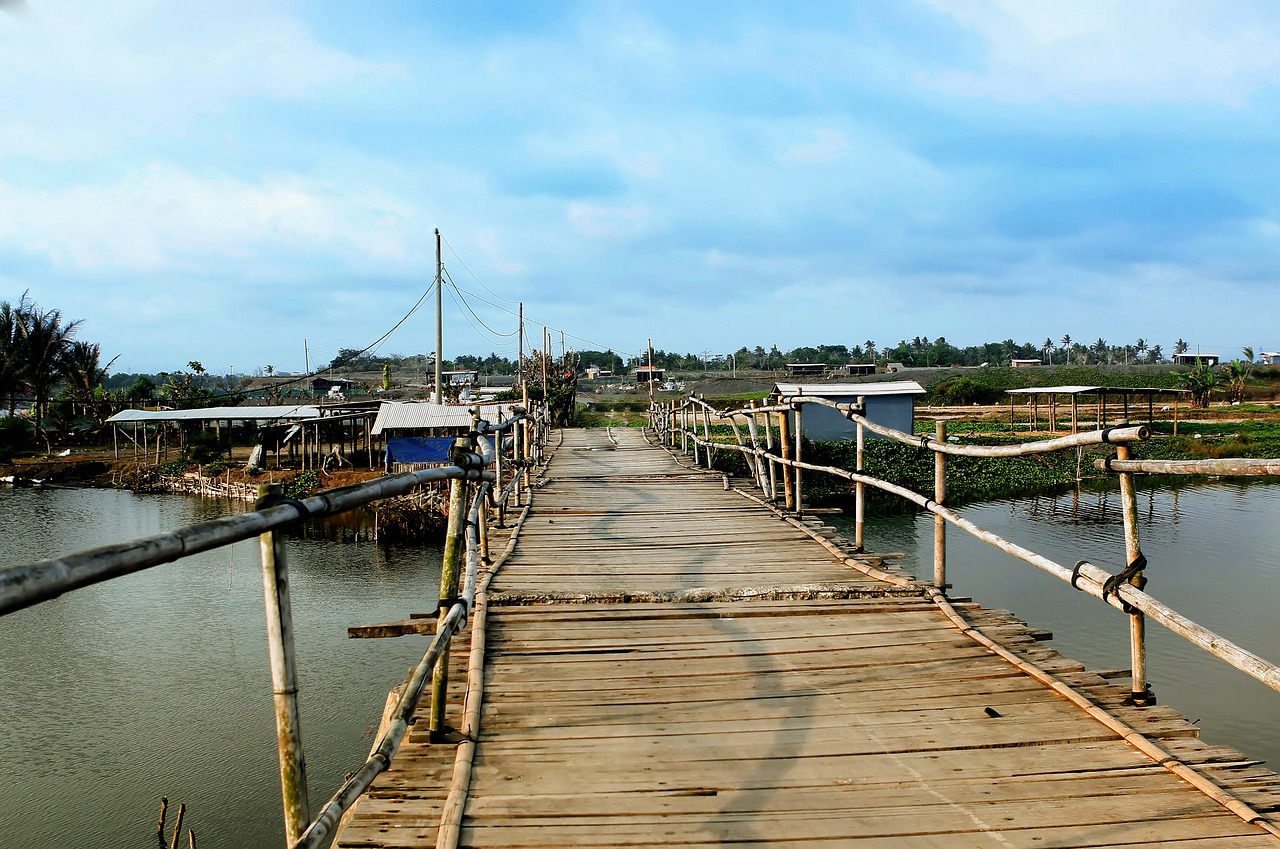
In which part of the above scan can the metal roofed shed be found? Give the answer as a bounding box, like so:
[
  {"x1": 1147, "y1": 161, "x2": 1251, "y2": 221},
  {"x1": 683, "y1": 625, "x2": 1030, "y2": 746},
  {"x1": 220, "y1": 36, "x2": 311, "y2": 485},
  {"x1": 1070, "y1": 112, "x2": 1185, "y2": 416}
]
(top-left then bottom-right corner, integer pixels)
[
  {"x1": 371, "y1": 402, "x2": 509, "y2": 435},
  {"x1": 1005, "y1": 385, "x2": 1191, "y2": 435},
  {"x1": 773, "y1": 381, "x2": 925, "y2": 441}
]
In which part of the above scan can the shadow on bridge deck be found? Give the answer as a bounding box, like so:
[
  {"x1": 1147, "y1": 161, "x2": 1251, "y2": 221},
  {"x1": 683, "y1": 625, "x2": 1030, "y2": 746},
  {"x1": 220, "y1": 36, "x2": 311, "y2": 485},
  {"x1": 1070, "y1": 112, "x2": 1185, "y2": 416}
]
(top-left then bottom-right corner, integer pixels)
[{"x1": 336, "y1": 428, "x2": 1280, "y2": 849}]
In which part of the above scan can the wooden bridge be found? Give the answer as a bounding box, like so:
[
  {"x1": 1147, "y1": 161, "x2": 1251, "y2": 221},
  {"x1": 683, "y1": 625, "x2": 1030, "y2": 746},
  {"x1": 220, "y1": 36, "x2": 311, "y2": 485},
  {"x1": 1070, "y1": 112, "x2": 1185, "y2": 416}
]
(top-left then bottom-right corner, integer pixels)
[{"x1": 335, "y1": 428, "x2": 1280, "y2": 848}]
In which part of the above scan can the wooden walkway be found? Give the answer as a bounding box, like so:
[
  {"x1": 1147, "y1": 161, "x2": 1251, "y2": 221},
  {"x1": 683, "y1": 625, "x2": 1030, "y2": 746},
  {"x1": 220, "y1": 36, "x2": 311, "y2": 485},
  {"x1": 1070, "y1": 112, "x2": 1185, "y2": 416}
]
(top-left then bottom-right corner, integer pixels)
[{"x1": 337, "y1": 428, "x2": 1280, "y2": 848}]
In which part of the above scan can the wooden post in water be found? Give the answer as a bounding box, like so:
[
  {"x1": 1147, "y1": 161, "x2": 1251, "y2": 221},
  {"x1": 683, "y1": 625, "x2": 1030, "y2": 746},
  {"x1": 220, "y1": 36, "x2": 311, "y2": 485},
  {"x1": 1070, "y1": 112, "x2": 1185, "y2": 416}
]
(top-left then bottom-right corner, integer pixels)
[
  {"x1": 934, "y1": 421, "x2": 947, "y2": 589},
  {"x1": 431, "y1": 477, "x2": 468, "y2": 740},
  {"x1": 1116, "y1": 443, "x2": 1151, "y2": 706},
  {"x1": 255, "y1": 483, "x2": 310, "y2": 845}
]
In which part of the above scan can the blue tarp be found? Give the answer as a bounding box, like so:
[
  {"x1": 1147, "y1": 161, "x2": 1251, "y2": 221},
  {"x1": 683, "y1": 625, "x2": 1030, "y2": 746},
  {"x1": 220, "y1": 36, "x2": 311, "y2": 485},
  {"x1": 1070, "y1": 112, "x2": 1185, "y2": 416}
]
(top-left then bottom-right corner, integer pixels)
[
  {"x1": 386, "y1": 437, "x2": 456, "y2": 464},
  {"x1": 385, "y1": 436, "x2": 495, "y2": 465}
]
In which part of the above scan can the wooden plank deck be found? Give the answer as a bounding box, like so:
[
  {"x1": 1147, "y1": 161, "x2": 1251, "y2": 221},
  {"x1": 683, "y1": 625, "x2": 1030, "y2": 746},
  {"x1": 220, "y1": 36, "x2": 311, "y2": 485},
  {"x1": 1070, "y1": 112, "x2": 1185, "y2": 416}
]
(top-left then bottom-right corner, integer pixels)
[{"x1": 337, "y1": 427, "x2": 1280, "y2": 848}]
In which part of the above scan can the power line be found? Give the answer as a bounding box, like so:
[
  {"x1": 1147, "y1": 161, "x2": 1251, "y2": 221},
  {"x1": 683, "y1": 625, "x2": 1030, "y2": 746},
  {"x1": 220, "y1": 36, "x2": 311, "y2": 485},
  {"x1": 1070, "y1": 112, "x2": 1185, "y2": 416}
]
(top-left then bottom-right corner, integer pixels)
[{"x1": 440, "y1": 233, "x2": 518, "y2": 304}]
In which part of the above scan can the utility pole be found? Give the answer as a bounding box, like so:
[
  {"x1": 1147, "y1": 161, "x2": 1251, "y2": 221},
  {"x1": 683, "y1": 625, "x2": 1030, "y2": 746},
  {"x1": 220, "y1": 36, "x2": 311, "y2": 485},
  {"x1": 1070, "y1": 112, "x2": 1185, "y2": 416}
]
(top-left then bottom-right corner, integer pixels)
[
  {"x1": 304, "y1": 339, "x2": 309, "y2": 375},
  {"x1": 435, "y1": 228, "x2": 443, "y2": 404},
  {"x1": 541, "y1": 327, "x2": 549, "y2": 402}
]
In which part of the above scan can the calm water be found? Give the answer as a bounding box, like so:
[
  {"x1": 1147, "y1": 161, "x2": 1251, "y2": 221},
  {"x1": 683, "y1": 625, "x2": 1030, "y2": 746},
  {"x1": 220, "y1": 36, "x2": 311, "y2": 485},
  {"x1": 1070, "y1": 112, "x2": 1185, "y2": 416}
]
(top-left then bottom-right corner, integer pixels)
[
  {"x1": 3, "y1": 483, "x2": 1280, "y2": 848},
  {"x1": 836, "y1": 479, "x2": 1280, "y2": 769},
  {"x1": 0, "y1": 487, "x2": 442, "y2": 849}
]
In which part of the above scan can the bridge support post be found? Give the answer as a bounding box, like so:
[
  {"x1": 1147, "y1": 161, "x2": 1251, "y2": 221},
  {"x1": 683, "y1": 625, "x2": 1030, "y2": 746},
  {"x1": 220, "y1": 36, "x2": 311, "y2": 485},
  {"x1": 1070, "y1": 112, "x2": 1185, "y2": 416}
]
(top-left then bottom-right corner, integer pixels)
[
  {"x1": 855, "y1": 399, "x2": 865, "y2": 552},
  {"x1": 432, "y1": 477, "x2": 468, "y2": 740},
  {"x1": 255, "y1": 484, "x2": 311, "y2": 846},
  {"x1": 1117, "y1": 443, "x2": 1153, "y2": 706},
  {"x1": 934, "y1": 421, "x2": 947, "y2": 590},
  {"x1": 793, "y1": 404, "x2": 803, "y2": 517},
  {"x1": 777, "y1": 409, "x2": 794, "y2": 511}
]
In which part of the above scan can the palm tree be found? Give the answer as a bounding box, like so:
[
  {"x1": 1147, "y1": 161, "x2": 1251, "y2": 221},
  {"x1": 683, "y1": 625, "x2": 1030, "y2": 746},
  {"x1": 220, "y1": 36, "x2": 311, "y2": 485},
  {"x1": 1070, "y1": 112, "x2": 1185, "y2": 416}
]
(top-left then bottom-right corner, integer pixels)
[
  {"x1": 864, "y1": 340, "x2": 877, "y2": 363},
  {"x1": 1059, "y1": 334, "x2": 1072, "y2": 366},
  {"x1": 1135, "y1": 338, "x2": 1148, "y2": 363},
  {"x1": 1093, "y1": 338, "x2": 1108, "y2": 364},
  {"x1": 1174, "y1": 339, "x2": 1189, "y2": 356},
  {"x1": 1149, "y1": 344, "x2": 1163, "y2": 364},
  {"x1": 63, "y1": 340, "x2": 119, "y2": 424},
  {"x1": 17, "y1": 300, "x2": 81, "y2": 443},
  {"x1": 1042, "y1": 338, "x2": 1054, "y2": 364},
  {"x1": 1176, "y1": 363, "x2": 1216, "y2": 408},
  {"x1": 1243, "y1": 346, "x2": 1255, "y2": 363},
  {"x1": 0, "y1": 295, "x2": 28, "y2": 417}
]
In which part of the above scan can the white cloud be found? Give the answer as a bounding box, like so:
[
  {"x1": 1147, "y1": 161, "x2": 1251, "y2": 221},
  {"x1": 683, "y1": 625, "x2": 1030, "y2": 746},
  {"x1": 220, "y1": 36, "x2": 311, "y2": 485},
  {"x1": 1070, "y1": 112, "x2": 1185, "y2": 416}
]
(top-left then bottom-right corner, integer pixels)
[
  {"x1": 0, "y1": 1, "x2": 404, "y2": 163},
  {"x1": 924, "y1": 0, "x2": 1280, "y2": 105},
  {"x1": 0, "y1": 164, "x2": 414, "y2": 271}
]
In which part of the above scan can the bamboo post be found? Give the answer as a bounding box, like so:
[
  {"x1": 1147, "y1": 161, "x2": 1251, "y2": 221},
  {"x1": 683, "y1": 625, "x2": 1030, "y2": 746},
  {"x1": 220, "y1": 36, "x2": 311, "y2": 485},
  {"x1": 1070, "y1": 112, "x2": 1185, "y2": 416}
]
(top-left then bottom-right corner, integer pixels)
[
  {"x1": 793, "y1": 403, "x2": 804, "y2": 517},
  {"x1": 255, "y1": 484, "x2": 310, "y2": 845},
  {"x1": 700, "y1": 399, "x2": 712, "y2": 468},
  {"x1": 1051, "y1": 393, "x2": 1058, "y2": 433},
  {"x1": 1116, "y1": 443, "x2": 1151, "y2": 706},
  {"x1": 170, "y1": 803, "x2": 185, "y2": 849},
  {"x1": 777, "y1": 409, "x2": 794, "y2": 511},
  {"x1": 744, "y1": 402, "x2": 770, "y2": 500},
  {"x1": 1173, "y1": 395, "x2": 1179, "y2": 436},
  {"x1": 431, "y1": 477, "x2": 468, "y2": 740},
  {"x1": 680, "y1": 404, "x2": 688, "y2": 454},
  {"x1": 1072, "y1": 394, "x2": 1079, "y2": 434},
  {"x1": 855, "y1": 401, "x2": 865, "y2": 552},
  {"x1": 725, "y1": 413, "x2": 759, "y2": 491},
  {"x1": 758, "y1": 401, "x2": 778, "y2": 503},
  {"x1": 934, "y1": 421, "x2": 947, "y2": 589}
]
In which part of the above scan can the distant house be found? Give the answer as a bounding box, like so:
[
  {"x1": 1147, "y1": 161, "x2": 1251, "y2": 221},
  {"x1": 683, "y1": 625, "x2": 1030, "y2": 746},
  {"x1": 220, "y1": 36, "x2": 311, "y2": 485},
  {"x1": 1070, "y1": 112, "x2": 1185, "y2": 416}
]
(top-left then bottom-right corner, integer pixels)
[
  {"x1": 442, "y1": 369, "x2": 479, "y2": 386},
  {"x1": 584, "y1": 366, "x2": 614, "y2": 379},
  {"x1": 772, "y1": 381, "x2": 926, "y2": 441},
  {"x1": 1261, "y1": 352, "x2": 1280, "y2": 365},
  {"x1": 634, "y1": 365, "x2": 665, "y2": 383},
  {"x1": 1173, "y1": 353, "x2": 1220, "y2": 367},
  {"x1": 844, "y1": 363, "x2": 876, "y2": 376},
  {"x1": 786, "y1": 363, "x2": 826, "y2": 377},
  {"x1": 1010, "y1": 359, "x2": 1042, "y2": 369},
  {"x1": 312, "y1": 377, "x2": 351, "y2": 393},
  {"x1": 885, "y1": 362, "x2": 906, "y2": 373}
]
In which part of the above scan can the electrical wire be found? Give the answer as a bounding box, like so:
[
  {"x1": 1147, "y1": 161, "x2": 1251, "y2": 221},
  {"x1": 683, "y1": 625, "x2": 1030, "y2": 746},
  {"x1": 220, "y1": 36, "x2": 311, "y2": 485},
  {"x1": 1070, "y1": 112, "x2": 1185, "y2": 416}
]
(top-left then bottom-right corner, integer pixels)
[{"x1": 440, "y1": 234, "x2": 518, "y2": 304}]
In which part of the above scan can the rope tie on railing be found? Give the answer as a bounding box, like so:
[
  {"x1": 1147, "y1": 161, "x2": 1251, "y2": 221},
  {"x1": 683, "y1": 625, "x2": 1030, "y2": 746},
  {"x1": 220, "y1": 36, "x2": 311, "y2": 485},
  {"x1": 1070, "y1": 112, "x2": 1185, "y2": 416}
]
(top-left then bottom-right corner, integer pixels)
[
  {"x1": 253, "y1": 489, "x2": 312, "y2": 522},
  {"x1": 1103, "y1": 552, "x2": 1148, "y2": 613}
]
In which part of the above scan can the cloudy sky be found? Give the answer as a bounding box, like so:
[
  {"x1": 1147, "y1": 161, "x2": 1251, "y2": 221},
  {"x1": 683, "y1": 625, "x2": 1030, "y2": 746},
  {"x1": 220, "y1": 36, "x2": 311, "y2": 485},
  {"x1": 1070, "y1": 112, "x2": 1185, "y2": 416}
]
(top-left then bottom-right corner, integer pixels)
[{"x1": 3, "y1": 1, "x2": 1279, "y2": 374}]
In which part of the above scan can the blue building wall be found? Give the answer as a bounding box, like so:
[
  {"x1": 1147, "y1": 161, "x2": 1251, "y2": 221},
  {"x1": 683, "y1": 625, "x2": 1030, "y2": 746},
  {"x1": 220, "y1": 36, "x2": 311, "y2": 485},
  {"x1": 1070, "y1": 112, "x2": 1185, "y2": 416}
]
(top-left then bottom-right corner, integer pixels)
[{"x1": 789, "y1": 394, "x2": 916, "y2": 442}]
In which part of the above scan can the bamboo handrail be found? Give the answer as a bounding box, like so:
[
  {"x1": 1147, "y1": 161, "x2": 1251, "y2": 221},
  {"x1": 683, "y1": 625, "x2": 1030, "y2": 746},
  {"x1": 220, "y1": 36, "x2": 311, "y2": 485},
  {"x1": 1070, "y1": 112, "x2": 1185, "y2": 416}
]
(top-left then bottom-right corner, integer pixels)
[
  {"x1": 666, "y1": 410, "x2": 1280, "y2": 699},
  {"x1": 1093, "y1": 457, "x2": 1280, "y2": 476},
  {"x1": 0, "y1": 404, "x2": 552, "y2": 849}
]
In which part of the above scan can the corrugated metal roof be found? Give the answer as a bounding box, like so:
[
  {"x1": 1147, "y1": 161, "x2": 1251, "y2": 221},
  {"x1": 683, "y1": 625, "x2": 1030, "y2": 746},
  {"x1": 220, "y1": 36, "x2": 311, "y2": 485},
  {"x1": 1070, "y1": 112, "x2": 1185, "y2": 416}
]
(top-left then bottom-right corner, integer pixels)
[
  {"x1": 774, "y1": 381, "x2": 926, "y2": 397},
  {"x1": 372, "y1": 402, "x2": 510, "y2": 435},
  {"x1": 107, "y1": 405, "x2": 321, "y2": 423}
]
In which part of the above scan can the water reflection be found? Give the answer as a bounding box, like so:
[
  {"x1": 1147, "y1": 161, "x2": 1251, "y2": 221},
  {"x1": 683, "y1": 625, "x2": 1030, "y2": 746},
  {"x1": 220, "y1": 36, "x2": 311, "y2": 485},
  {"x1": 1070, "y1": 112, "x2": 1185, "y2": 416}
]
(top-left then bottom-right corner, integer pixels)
[
  {"x1": 836, "y1": 479, "x2": 1280, "y2": 770},
  {"x1": 0, "y1": 487, "x2": 442, "y2": 849}
]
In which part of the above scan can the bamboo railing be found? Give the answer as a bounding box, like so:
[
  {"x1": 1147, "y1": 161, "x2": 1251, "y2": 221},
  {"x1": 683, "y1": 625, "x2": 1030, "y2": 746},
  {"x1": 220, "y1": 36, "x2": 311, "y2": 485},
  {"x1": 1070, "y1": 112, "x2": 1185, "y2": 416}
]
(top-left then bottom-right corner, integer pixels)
[
  {"x1": 654, "y1": 393, "x2": 1280, "y2": 712},
  {"x1": 0, "y1": 405, "x2": 547, "y2": 849}
]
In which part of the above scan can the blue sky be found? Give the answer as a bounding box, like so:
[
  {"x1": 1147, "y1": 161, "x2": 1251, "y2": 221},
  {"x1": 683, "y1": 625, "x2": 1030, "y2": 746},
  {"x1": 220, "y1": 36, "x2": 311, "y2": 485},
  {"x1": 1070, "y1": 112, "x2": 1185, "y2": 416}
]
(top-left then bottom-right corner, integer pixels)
[{"x1": 3, "y1": 0, "x2": 1280, "y2": 374}]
